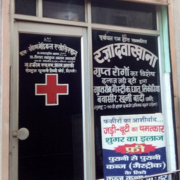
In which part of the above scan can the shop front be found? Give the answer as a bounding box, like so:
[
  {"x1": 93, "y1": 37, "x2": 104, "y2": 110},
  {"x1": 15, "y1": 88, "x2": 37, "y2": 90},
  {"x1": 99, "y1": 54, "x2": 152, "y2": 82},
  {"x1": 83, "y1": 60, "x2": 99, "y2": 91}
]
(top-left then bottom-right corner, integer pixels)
[{"x1": 9, "y1": 0, "x2": 176, "y2": 180}]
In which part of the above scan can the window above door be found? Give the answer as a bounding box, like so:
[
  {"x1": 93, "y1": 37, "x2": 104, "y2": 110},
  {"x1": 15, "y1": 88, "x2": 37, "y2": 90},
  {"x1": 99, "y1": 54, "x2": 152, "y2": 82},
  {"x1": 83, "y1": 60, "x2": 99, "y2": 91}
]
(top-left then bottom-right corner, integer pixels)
[
  {"x1": 14, "y1": 0, "x2": 158, "y2": 30},
  {"x1": 15, "y1": 0, "x2": 85, "y2": 22}
]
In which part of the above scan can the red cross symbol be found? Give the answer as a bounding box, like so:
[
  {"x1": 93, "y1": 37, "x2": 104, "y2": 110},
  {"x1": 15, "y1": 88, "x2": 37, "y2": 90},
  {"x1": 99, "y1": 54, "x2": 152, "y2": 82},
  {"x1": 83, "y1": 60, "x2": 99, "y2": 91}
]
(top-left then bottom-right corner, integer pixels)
[{"x1": 35, "y1": 74, "x2": 69, "y2": 106}]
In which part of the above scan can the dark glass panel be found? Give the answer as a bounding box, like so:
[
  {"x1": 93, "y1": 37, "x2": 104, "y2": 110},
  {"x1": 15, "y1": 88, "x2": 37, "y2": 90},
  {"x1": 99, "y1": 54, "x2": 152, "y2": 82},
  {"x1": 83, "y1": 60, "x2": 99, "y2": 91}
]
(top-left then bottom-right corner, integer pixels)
[
  {"x1": 92, "y1": 30, "x2": 160, "y2": 179},
  {"x1": 92, "y1": 0, "x2": 157, "y2": 30},
  {"x1": 15, "y1": 0, "x2": 36, "y2": 16},
  {"x1": 43, "y1": 0, "x2": 85, "y2": 22}
]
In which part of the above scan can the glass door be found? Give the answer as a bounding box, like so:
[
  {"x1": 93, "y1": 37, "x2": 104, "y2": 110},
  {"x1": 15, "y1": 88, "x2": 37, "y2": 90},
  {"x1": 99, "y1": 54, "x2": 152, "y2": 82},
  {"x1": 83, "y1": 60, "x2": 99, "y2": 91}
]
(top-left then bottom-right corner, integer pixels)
[{"x1": 10, "y1": 22, "x2": 87, "y2": 180}]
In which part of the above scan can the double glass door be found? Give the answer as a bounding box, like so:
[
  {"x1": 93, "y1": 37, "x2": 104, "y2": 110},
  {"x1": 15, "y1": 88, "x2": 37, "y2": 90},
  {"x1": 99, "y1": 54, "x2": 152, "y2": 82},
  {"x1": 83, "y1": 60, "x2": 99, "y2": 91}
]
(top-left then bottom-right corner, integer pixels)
[{"x1": 10, "y1": 20, "x2": 164, "y2": 180}]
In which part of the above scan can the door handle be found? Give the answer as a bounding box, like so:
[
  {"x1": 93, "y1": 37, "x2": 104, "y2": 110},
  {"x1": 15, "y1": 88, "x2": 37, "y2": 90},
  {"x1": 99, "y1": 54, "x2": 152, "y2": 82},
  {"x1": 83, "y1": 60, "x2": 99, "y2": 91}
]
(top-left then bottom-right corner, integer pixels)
[{"x1": 13, "y1": 128, "x2": 29, "y2": 140}]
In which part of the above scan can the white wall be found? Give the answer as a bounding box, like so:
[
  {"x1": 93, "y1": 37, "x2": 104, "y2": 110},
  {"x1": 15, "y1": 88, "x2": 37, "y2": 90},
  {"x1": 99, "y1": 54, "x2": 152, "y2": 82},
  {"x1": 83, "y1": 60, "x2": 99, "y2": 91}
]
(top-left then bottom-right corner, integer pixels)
[
  {"x1": 173, "y1": 0, "x2": 180, "y2": 105},
  {"x1": 1, "y1": 0, "x2": 10, "y2": 180}
]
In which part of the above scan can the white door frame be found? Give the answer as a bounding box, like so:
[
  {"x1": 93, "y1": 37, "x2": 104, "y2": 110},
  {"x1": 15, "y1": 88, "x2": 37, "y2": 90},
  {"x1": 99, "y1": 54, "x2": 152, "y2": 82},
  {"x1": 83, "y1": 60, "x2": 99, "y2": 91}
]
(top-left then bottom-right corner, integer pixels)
[{"x1": 9, "y1": 21, "x2": 90, "y2": 180}]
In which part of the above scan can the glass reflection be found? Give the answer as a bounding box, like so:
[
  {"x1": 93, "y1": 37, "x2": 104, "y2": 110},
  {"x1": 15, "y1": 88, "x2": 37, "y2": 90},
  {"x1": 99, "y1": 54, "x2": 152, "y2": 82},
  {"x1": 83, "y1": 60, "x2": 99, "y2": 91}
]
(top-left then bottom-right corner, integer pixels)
[{"x1": 43, "y1": 0, "x2": 85, "y2": 22}]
